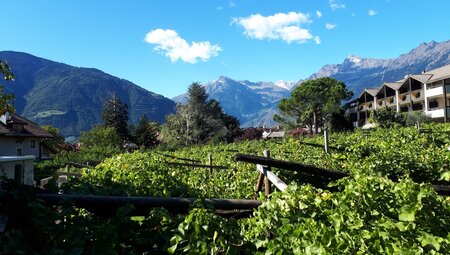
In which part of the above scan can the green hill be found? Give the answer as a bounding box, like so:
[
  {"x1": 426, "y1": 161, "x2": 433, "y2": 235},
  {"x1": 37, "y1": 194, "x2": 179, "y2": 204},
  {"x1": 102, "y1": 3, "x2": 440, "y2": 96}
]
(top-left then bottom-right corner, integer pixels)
[{"x1": 0, "y1": 51, "x2": 176, "y2": 137}]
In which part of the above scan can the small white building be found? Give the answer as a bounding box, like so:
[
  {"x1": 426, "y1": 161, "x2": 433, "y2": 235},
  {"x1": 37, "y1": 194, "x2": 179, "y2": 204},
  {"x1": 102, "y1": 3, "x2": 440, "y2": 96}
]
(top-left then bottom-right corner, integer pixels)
[
  {"x1": 262, "y1": 130, "x2": 286, "y2": 139},
  {"x1": 0, "y1": 112, "x2": 53, "y2": 159},
  {"x1": 0, "y1": 155, "x2": 36, "y2": 185}
]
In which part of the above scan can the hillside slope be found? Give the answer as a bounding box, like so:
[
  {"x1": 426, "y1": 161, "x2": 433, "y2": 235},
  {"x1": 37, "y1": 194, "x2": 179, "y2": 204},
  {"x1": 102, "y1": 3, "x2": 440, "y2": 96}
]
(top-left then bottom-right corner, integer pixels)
[{"x1": 0, "y1": 51, "x2": 176, "y2": 137}]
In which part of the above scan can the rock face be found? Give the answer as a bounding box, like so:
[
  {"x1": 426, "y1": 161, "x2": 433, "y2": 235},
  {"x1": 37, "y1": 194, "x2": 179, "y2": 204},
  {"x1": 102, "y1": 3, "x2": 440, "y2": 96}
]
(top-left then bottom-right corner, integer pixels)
[
  {"x1": 309, "y1": 40, "x2": 450, "y2": 97},
  {"x1": 0, "y1": 51, "x2": 176, "y2": 137},
  {"x1": 172, "y1": 76, "x2": 302, "y2": 128},
  {"x1": 174, "y1": 40, "x2": 450, "y2": 128}
]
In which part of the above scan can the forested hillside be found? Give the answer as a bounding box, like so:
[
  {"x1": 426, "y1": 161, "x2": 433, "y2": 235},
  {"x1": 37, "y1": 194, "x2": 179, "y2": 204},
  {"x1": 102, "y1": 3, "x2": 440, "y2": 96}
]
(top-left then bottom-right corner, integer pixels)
[{"x1": 0, "y1": 51, "x2": 176, "y2": 137}]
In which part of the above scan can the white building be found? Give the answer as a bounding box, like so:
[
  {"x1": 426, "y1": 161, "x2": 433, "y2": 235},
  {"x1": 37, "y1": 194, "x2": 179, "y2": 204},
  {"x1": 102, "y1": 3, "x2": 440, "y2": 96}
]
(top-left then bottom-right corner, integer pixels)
[
  {"x1": 0, "y1": 155, "x2": 36, "y2": 185},
  {"x1": 0, "y1": 113, "x2": 53, "y2": 185},
  {"x1": 348, "y1": 64, "x2": 450, "y2": 126}
]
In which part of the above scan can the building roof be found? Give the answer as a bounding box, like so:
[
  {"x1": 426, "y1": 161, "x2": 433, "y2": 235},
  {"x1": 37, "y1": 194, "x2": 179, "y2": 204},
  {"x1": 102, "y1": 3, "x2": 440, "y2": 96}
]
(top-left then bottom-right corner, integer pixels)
[
  {"x1": 356, "y1": 88, "x2": 379, "y2": 100},
  {"x1": 384, "y1": 82, "x2": 403, "y2": 90},
  {"x1": 0, "y1": 114, "x2": 53, "y2": 138},
  {"x1": 424, "y1": 64, "x2": 450, "y2": 83},
  {"x1": 409, "y1": 74, "x2": 433, "y2": 84}
]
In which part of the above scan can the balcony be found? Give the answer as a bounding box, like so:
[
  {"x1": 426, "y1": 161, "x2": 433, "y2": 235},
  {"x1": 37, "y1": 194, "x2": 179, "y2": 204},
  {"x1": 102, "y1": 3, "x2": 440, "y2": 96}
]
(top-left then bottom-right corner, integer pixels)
[
  {"x1": 426, "y1": 86, "x2": 444, "y2": 98},
  {"x1": 376, "y1": 99, "x2": 385, "y2": 108},
  {"x1": 398, "y1": 93, "x2": 410, "y2": 105},
  {"x1": 357, "y1": 102, "x2": 374, "y2": 112},
  {"x1": 385, "y1": 96, "x2": 396, "y2": 107},
  {"x1": 410, "y1": 90, "x2": 424, "y2": 102},
  {"x1": 426, "y1": 108, "x2": 445, "y2": 118}
]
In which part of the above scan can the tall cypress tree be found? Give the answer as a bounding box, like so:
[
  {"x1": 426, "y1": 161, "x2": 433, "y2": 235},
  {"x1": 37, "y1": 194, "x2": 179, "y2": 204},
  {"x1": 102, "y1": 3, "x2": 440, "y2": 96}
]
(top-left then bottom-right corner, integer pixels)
[
  {"x1": 0, "y1": 60, "x2": 15, "y2": 115},
  {"x1": 102, "y1": 94, "x2": 129, "y2": 141}
]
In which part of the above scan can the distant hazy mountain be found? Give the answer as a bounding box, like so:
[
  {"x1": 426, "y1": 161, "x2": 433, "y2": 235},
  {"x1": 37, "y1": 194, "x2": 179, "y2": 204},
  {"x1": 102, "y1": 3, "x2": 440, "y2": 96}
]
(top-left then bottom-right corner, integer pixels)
[
  {"x1": 309, "y1": 40, "x2": 450, "y2": 97},
  {"x1": 172, "y1": 76, "x2": 302, "y2": 127},
  {"x1": 174, "y1": 40, "x2": 450, "y2": 128},
  {"x1": 0, "y1": 51, "x2": 176, "y2": 137}
]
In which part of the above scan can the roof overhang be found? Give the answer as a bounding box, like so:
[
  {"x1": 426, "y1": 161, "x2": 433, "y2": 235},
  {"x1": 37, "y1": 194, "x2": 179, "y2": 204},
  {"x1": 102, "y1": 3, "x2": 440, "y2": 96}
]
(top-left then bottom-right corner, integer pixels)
[{"x1": 0, "y1": 155, "x2": 36, "y2": 162}]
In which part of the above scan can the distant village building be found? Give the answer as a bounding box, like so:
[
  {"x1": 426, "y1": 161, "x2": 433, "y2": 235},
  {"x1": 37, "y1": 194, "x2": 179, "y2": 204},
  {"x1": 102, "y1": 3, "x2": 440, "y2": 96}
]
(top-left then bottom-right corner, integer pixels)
[
  {"x1": 348, "y1": 64, "x2": 450, "y2": 127},
  {"x1": 262, "y1": 127, "x2": 286, "y2": 139},
  {"x1": 123, "y1": 142, "x2": 139, "y2": 152},
  {"x1": 0, "y1": 112, "x2": 53, "y2": 185}
]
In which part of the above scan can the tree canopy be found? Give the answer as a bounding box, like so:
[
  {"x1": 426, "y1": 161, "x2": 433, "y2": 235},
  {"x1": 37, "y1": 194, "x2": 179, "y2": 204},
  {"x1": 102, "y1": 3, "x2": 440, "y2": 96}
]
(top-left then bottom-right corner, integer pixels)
[
  {"x1": 102, "y1": 94, "x2": 129, "y2": 140},
  {"x1": 0, "y1": 60, "x2": 15, "y2": 115},
  {"x1": 42, "y1": 125, "x2": 65, "y2": 151},
  {"x1": 79, "y1": 125, "x2": 122, "y2": 149},
  {"x1": 134, "y1": 115, "x2": 160, "y2": 148},
  {"x1": 274, "y1": 77, "x2": 353, "y2": 133},
  {"x1": 161, "y1": 82, "x2": 240, "y2": 147}
]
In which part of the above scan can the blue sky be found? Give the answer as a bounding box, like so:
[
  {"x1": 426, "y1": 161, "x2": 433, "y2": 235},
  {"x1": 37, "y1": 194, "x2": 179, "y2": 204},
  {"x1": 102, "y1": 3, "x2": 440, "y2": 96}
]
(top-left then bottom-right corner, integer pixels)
[{"x1": 2, "y1": 0, "x2": 450, "y2": 98}]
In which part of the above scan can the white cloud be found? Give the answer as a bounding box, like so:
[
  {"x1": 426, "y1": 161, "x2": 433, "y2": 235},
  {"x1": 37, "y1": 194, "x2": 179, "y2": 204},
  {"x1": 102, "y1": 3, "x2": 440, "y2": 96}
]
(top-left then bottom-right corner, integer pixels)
[
  {"x1": 316, "y1": 10, "x2": 322, "y2": 18},
  {"x1": 314, "y1": 36, "x2": 321, "y2": 44},
  {"x1": 229, "y1": 1, "x2": 236, "y2": 7},
  {"x1": 232, "y1": 12, "x2": 316, "y2": 44},
  {"x1": 144, "y1": 29, "x2": 222, "y2": 64},
  {"x1": 368, "y1": 10, "x2": 378, "y2": 16},
  {"x1": 325, "y1": 23, "x2": 337, "y2": 30},
  {"x1": 329, "y1": 0, "x2": 346, "y2": 11},
  {"x1": 216, "y1": 6, "x2": 223, "y2": 11}
]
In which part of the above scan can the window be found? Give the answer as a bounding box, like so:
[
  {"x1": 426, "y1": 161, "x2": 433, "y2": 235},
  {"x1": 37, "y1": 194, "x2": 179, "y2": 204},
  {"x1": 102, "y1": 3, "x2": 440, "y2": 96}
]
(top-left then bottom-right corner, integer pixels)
[
  {"x1": 16, "y1": 148, "x2": 22, "y2": 156},
  {"x1": 14, "y1": 164, "x2": 23, "y2": 184},
  {"x1": 429, "y1": 100, "x2": 439, "y2": 109},
  {"x1": 428, "y1": 81, "x2": 443, "y2": 90},
  {"x1": 412, "y1": 103, "x2": 423, "y2": 111},
  {"x1": 400, "y1": 106, "x2": 409, "y2": 112},
  {"x1": 30, "y1": 139, "x2": 36, "y2": 149}
]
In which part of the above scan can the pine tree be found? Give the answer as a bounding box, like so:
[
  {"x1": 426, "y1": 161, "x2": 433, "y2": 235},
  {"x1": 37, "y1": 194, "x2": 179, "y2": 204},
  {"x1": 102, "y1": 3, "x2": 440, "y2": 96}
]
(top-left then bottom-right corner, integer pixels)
[
  {"x1": 135, "y1": 115, "x2": 160, "y2": 148},
  {"x1": 102, "y1": 94, "x2": 129, "y2": 141},
  {"x1": 161, "y1": 82, "x2": 240, "y2": 147}
]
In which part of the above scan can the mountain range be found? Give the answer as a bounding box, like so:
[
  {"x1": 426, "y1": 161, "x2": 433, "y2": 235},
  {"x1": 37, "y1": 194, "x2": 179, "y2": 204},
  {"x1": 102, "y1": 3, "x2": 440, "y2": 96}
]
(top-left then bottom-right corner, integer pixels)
[
  {"x1": 0, "y1": 51, "x2": 176, "y2": 138},
  {"x1": 2, "y1": 39, "x2": 450, "y2": 136},
  {"x1": 174, "y1": 40, "x2": 450, "y2": 127}
]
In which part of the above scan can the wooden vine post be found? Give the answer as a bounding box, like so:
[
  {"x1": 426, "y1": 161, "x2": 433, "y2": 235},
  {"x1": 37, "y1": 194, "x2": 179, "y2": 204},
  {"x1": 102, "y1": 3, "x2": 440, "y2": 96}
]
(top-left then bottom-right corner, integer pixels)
[
  {"x1": 208, "y1": 154, "x2": 213, "y2": 174},
  {"x1": 324, "y1": 130, "x2": 330, "y2": 154},
  {"x1": 263, "y1": 150, "x2": 271, "y2": 196}
]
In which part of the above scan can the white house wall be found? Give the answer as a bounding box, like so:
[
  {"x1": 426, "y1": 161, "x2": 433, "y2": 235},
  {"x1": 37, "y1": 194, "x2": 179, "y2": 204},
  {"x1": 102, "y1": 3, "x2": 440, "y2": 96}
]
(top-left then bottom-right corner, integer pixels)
[
  {"x1": 0, "y1": 137, "x2": 42, "y2": 157},
  {"x1": 0, "y1": 160, "x2": 35, "y2": 185}
]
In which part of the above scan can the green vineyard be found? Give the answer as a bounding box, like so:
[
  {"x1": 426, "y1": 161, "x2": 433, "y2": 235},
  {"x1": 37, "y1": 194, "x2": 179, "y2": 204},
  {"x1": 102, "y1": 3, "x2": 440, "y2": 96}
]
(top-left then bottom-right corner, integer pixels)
[{"x1": 2, "y1": 124, "x2": 450, "y2": 254}]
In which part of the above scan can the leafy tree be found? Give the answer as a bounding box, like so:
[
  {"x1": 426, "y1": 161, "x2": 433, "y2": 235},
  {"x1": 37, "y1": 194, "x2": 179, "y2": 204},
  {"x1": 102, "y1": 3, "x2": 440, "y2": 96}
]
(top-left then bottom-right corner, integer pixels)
[
  {"x1": 405, "y1": 111, "x2": 433, "y2": 127},
  {"x1": 134, "y1": 115, "x2": 160, "y2": 148},
  {"x1": 240, "y1": 127, "x2": 262, "y2": 140},
  {"x1": 79, "y1": 125, "x2": 122, "y2": 149},
  {"x1": 274, "y1": 77, "x2": 352, "y2": 133},
  {"x1": 373, "y1": 108, "x2": 405, "y2": 128},
  {"x1": 0, "y1": 60, "x2": 15, "y2": 115},
  {"x1": 329, "y1": 109, "x2": 354, "y2": 132},
  {"x1": 102, "y1": 94, "x2": 129, "y2": 140},
  {"x1": 41, "y1": 125, "x2": 65, "y2": 151},
  {"x1": 161, "y1": 82, "x2": 239, "y2": 147}
]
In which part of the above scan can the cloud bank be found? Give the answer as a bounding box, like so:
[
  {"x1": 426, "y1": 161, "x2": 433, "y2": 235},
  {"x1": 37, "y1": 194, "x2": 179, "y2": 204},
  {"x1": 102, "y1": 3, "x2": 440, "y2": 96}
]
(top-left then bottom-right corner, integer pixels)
[
  {"x1": 329, "y1": 0, "x2": 346, "y2": 11},
  {"x1": 144, "y1": 29, "x2": 222, "y2": 63},
  {"x1": 368, "y1": 10, "x2": 378, "y2": 16},
  {"x1": 325, "y1": 23, "x2": 337, "y2": 30},
  {"x1": 232, "y1": 12, "x2": 319, "y2": 44}
]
